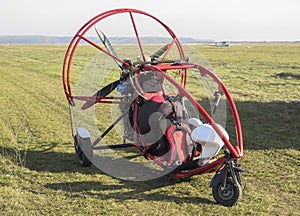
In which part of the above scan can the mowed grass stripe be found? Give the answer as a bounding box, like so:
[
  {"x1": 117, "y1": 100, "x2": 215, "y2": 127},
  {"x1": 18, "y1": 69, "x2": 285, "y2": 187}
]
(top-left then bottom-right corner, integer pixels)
[{"x1": 0, "y1": 45, "x2": 71, "y2": 150}]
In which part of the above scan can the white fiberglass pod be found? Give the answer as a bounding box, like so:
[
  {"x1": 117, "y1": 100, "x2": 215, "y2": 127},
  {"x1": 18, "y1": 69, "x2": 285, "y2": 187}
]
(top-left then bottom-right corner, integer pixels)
[{"x1": 191, "y1": 124, "x2": 229, "y2": 158}]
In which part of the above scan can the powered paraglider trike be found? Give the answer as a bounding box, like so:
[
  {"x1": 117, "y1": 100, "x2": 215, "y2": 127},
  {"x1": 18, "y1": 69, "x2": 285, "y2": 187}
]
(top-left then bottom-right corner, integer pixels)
[{"x1": 62, "y1": 8, "x2": 244, "y2": 206}]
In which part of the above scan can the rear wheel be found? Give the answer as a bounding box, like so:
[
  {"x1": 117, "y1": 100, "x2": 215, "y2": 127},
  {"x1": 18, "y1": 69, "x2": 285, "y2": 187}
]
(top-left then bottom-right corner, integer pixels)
[
  {"x1": 74, "y1": 136, "x2": 92, "y2": 167},
  {"x1": 212, "y1": 177, "x2": 242, "y2": 207}
]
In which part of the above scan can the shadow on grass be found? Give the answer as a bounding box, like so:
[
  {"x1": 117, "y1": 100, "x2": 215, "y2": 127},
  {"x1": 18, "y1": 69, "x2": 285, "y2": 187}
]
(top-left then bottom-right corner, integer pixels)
[
  {"x1": 275, "y1": 72, "x2": 300, "y2": 80},
  {"x1": 234, "y1": 101, "x2": 300, "y2": 150},
  {"x1": 195, "y1": 99, "x2": 299, "y2": 151},
  {"x1": 45, "y1": 177, "x2": 213, "y2": 205},
  {"x1": 0, "y1": 144, "x2": 100, "y2": 174},
  {"x1": 1, "y1": 145, "x2": 213, "y2": 204}
]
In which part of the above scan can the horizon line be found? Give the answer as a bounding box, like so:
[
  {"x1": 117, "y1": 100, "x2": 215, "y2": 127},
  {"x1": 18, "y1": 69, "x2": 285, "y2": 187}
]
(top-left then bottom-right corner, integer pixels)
[{"x1": 0, "y1": 35, "x2": 299, "y2": 43}]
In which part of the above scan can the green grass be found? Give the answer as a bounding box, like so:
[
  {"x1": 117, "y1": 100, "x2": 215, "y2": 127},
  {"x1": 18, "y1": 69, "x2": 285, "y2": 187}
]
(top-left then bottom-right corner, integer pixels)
[{"x1": 0, "y1": 44, "x2": 299, "y2": 215}]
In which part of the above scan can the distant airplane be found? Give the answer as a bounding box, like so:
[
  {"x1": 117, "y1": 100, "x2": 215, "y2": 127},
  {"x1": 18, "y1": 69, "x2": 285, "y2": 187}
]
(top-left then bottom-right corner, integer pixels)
[
  {"x1": 208, "y1": 41, "x2": 242, "y2": 47},
  {"x1": 209, "y1": 41, "x2": 231, "y2": 47}
]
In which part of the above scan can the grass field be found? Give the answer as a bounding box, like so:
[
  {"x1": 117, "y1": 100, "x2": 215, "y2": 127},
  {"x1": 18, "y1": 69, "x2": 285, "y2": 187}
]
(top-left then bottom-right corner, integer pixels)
[{"x1": 0, "y1": 43, "x2": 299, "y2": 215}]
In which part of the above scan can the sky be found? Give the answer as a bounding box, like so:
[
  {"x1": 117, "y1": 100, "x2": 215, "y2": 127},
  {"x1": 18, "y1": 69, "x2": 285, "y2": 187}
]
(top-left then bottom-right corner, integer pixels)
[{"x1": 1, "y1": 0, "x2": 299, "y2": 41}]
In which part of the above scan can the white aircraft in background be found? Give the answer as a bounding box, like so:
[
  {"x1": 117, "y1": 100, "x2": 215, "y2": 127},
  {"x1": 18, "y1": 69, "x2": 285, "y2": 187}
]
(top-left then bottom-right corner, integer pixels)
[
  {"x1": 209, "y1": 41, "x2": 231, "y2": 47},
  {"x1": 209, "y1": 41, "x2": 242, "y2": 47}
]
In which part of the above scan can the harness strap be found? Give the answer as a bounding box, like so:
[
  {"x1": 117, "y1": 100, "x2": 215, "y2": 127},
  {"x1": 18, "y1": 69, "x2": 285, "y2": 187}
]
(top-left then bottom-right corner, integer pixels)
[
  {"x1": 165, "y1": 96, "x2": 182, "y2": 128},
  {"x1": 166, "y1": 124, "x2": 191, "y2": 165}
]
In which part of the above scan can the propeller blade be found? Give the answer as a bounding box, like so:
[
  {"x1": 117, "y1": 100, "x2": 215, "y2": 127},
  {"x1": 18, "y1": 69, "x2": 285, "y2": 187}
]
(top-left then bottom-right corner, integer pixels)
[
  {"x1": 82, "y1": 28, "x2": 129, "y2": 110},
  {"x1": 95, "y1": 27, "x2": 123, "y2": 69},
  {"x1": 81, "y1": 80, "x2": 120, "y2": 110},
  {"x1": 151, "y1": 44, "x2": 170, "y2": 58},
  {"x1": 97, "y1": 79, "x2": 120, "y2": 97}
]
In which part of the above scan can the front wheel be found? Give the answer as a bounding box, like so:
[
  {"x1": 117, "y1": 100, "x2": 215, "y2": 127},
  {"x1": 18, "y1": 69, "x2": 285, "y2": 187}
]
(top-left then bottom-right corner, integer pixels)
[{"x1": 212, "y1": 177, "x2": 242, "y2": 207}]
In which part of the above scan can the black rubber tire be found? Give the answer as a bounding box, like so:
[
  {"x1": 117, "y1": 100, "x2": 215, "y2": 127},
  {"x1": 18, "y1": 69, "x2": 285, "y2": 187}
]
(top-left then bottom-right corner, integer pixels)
[
  {"x1": 74, "y1": 136, "x2": 92, "y2": 167},
  {"x1": 212, "y1": 177, "x2": 242, "y2": 207},
  {"x1": 75, "y1": 145, "x2": 92, "y2": 167}
]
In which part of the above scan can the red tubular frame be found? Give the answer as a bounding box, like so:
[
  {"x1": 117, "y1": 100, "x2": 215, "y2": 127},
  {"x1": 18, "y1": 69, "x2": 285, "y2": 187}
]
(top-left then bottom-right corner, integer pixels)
[
  {"x1": 62, "y1": 8, "x2": 243, "y2": 178},
  {"x1": 62, "y1": 8, "x2": 186, "y2": 106},
  {"x1": 144, "y1": 64, "x2": 243, "y2": 159},
  {"x1": 137, "y1": 64, "x2": 243, "y2": 178}
]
